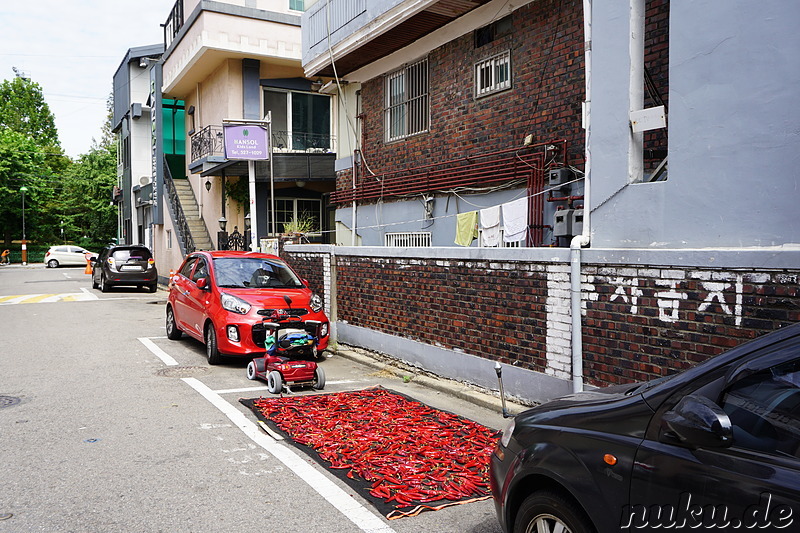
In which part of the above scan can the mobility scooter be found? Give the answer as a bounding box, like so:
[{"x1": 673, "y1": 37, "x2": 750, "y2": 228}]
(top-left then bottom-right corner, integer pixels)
[{"x1": 246, "y1": 306, "x2": 325, "y2": 394}]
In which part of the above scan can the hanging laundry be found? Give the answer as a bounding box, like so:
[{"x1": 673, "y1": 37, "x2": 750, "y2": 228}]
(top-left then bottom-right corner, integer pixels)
[
  {"x1": 454, "y1": 211, "x2": 479, "y2": 246},
  {"x1": 502, "y1": 197, "x2": 528, "y2": 243},
  {"x1": 479, "y1": 205, "x2": 501, "y2": 247}
]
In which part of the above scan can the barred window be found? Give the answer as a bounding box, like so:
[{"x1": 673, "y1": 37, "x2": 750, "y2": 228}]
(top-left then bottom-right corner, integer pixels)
[
  {"x1": 385, "y1": 58, "x2": 429, "y2": 142},
  {"x1": 475, "y1": 51, "x2": 511, "y2": 98}
]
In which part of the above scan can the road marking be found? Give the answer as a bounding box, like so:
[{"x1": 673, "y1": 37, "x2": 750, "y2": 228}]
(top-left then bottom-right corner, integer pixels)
[
  {"x1": 0, "y1": 292, "x2": 100, "y2": 305},
  {"x1": 137, "y1": 337, "x2": 180, "y2": 366},
  {"x1": 213, "y1": 380, "x2": 357, "y2": 395},
  {"x1": 182, "y1": 377, "x2": 396, "y2": 533}
]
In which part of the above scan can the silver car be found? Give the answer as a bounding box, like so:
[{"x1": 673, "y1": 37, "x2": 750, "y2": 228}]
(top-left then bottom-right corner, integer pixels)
[{"x1": 44, "y1": 245, "x2": 95, "y2": 268}]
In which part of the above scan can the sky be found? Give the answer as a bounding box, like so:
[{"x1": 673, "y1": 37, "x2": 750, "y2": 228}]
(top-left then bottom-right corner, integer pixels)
[{"x1": 1, "y1": 1, "x2": 170, "y2": 158}]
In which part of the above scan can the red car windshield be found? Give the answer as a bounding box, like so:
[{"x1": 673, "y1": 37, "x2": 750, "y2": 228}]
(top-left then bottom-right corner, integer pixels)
[{"x1": 212, "y1": 257, "x2": 304, "y2": 289}]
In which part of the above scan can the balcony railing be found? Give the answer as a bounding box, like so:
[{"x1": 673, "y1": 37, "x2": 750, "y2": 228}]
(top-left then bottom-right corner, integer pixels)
[
  {"x1": 190, "y1": 126, "x2": 335, "y2": 162},
  {"x1": 163, "y1": 0, "x2": 184, "y2": 50},
  {"x1": 191, "y1": 125, "x2": 225, "y2": 162}
]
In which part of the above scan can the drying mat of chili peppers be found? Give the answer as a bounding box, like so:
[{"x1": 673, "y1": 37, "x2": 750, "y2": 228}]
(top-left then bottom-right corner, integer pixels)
[{"x1": 240, "y1": 387, "x2": 499, "y2": 520}]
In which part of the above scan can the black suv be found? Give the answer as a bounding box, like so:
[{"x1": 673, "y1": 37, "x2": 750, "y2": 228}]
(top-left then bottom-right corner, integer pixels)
[
  {"x1": 91, "y1": 244, "x2": 158, "y2": 293},
  {"x1": 491, "y1": 323, "x2": 800, "y2": 533}
]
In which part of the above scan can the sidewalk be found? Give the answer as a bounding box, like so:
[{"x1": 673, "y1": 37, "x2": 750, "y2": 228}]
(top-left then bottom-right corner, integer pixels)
[{"x1": 333, "y1": 343, "x2": 530, "y2": 416}]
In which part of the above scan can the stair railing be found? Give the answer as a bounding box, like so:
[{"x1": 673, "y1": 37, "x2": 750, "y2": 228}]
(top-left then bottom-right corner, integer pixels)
[{"x1": 163, "y1": 157, "x2": 196, "y2": 255}]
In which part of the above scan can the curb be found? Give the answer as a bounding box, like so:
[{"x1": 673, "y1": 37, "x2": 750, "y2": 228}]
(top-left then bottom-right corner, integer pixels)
[{"x1": 333, "y1": 345, "x2": 528, "y2": 417}]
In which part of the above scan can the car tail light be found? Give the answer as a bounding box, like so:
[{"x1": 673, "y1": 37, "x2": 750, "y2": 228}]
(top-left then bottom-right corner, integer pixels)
[
  {"x1": 147, "y1": 258, "x2": 155, "y2": 269},
  {"x1": 45, "y1": 251, "x2": 50, "y2": 257}
]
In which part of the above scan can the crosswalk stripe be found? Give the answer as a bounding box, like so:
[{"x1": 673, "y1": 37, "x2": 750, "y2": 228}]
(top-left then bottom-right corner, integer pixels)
[{"x1": 0, "y1": 292, "x2": 99, "y2": 305}]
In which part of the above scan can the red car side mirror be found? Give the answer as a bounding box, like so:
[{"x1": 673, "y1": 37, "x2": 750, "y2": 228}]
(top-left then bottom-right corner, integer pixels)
[{"x1": 196, "y1": 277, "x2": 209, "y2": 290}]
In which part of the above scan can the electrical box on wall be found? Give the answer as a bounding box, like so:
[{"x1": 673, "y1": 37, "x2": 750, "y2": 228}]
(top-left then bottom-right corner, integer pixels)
[
  {"x1": 570, "y1": 209, "x2": 584, "y2": 236},
  {"x1": 548, "y1": 168, "x2": 573, "y2": 187},
  {"x1": 553, "y1": 209, "x2": 574, "y2": 237}
]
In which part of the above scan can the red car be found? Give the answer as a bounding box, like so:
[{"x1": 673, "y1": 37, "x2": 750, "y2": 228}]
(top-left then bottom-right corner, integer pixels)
[{"x1": 165, "y1": 250, "x2": 330, "y2": 364}]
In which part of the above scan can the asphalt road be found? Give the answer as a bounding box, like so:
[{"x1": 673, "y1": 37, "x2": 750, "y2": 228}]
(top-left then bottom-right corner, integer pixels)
[{"x1": 0, "y1": 264, "x2": 507, "y2": 533}]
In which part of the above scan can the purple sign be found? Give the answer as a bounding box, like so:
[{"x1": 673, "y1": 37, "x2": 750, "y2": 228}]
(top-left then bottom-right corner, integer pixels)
[{"x1": 223, "y1": 124, "x2": 270, "y2": 160}]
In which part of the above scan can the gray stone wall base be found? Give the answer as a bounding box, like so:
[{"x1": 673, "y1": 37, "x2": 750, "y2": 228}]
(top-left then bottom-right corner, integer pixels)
[{"x1": 337, "y1": 322, "x2": 572, "y2": 404}]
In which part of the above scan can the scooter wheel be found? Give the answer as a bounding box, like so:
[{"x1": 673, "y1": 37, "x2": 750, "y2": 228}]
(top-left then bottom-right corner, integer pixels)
[
  {"x1": 246, "y1": 361, "x2": 258, "y2": 381},
  {"x1": 312, "y1": 366, "x2": 326, "y2": 390},
  {"x1": 267, "y1": 370, "x2": 283, "y2": 394}
]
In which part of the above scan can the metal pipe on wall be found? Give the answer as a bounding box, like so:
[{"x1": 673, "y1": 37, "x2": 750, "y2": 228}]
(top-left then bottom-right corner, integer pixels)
[{"x1": 571, "y1": 0, "x2": 594, "y2": 393}]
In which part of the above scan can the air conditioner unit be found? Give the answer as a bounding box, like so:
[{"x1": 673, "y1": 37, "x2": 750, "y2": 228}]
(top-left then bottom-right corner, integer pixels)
[{"x1": 139, "y1": 176, "x2": 152, "y2": 187}]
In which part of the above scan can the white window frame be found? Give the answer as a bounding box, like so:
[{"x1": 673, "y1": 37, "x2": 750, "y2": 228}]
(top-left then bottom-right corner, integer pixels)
[
  {"x1": 385, "y1": 58, "x2": 429, "y2": 142},
  {"x1": 384, "y1": 232, "x2": 432, "y2": 247},
  {"x1": 475, "y1": 50, "x2": 512, "y2": 98}
]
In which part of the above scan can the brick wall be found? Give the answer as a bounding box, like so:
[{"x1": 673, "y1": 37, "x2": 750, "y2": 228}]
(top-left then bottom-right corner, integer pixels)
[
  {"x1": 284, "y1": 247, "x2": 799, "y2": 392},
  {"x1": 356, "y1": 0, "x2": 588, "y2": 181},
  {"x1": 582, "y1": 268, "x2": 799, "y2": 387}
]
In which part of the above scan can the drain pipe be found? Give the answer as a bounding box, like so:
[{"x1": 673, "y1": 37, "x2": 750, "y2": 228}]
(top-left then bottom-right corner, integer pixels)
[{"x1": 571, "y1": 0, "x2": 593, "y2": 394}]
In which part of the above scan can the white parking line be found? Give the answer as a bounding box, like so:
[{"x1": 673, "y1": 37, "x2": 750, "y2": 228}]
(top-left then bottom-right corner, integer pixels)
[
  {"x1": 136, "y1": 337, "x2": 395, "y2": 533},
  {"x1": 213, "y1": 380, "x2": 358, "y2": 395},
  {"x1": 182, "y1": 377, "x2": 396, "y2": 533},
  {"x1": 137, "y1": 337, "x2": 179, "y2": 366}
]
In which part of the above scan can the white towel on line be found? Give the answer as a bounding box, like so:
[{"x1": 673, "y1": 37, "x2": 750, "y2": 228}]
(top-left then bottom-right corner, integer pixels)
[
  {"x1": 479, "y1": 206, "x2": 501, "y2": 247},
  {"x1": 502, "y1": 197, "x2": 528, "y2": 243}
]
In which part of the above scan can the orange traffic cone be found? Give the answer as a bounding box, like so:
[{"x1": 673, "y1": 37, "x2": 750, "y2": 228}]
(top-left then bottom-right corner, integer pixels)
[{"x1": 84, "y1": 258, "x2": 92, "y2": 275}]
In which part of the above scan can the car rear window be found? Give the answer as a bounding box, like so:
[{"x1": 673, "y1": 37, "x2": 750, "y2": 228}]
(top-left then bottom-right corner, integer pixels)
[{"x1": 112, "y1": 248, "x2": 152, "y2": 262}]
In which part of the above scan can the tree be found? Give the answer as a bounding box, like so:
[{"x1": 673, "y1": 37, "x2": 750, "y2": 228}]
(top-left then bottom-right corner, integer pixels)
[
  {"x1": 0, "y1": 130, "x2": 49, "y2": 247},
  {"x1": 0, "y1": 72, "x2": 60, "y2": 147},
  {"x1": 56, "y1": 144, "x2": 118, "y2": 250}
]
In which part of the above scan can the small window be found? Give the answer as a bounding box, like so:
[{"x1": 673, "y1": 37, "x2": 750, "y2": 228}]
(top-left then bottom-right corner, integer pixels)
[
  {"x1": 289, "y1": 0, "x2": 305, "y2": 11},
  {"x1": 474, "y1": 15, "x2": 512, "y2": 48},
  {"x1": 179, "y1": 257, "x2": 197, "y2": 278},
  {"x1": 475, "y1": 51, "x2": 511, "y2": 98},
  {"x1": 385, "y1": 58, "x2": 429, "y2": 142},
  {"x1": 192, "y1": 259, "x2": 208, "y2": 281}
]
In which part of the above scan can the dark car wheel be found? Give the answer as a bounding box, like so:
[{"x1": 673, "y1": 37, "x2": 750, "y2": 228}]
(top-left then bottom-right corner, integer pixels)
[
  {"x1": 47, "y1": 259, "x2": 59, "y2": 268},
  {"x1": 205, "y1": 324, "x2": 221, "y2": 365},
  {"x1": 513, "y1": 491, "x2": 595, "y2": 533},
  {"x1": 166, "y1": 307, "x2": 182, "y2": 340},
  {"x1": 312, "y1": 366, "x2": 326, "y2": 390},
  {"x1": 100, "y1": 274, "x2": 111, "y2": 293},
  {"x1": 92, "y1": 271, "x2": 99, "y2": 289},
  {"x1": 266, "y1": 371, "x2": 283, "y2": 394},
  {"x1": 148, "y1": 283, "x2": 158, "y2": 293}
]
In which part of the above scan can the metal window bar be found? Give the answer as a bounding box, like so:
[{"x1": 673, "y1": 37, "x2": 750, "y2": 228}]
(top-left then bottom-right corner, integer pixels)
[
  {"x1": 384, "y1": 232, "x2": 432, "y2": 247},
  {"x1": 386, "y1": 58, "x2": 428, "y2": 141},
  {"x1": 475, "y1": 51, "x2": 511, "y2": 97},
  {"x1": 477, "y1": 228, "x2": 522, "y2": 247}
]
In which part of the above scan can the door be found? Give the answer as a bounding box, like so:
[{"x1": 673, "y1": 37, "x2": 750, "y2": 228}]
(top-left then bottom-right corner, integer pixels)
[
  {"x1": 171, "y1": 256, "x2": 199, "y2": 337},
  {"x1": 182, "y1": 257, "x2": 210, "y2": 339},
  {"x1": 628, "y1": 342, "x2": 800, "y2": 531}
]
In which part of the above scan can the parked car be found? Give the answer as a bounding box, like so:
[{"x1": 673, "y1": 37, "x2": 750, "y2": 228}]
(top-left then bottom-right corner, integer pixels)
[
  {"x1": 44, "y1": 245, "x2": 95, "y2": 268},
  {"x1": 91, "y1": 244, "x2": 158, "y2": 293},
  {"x1": 490, "y1": 322, "x2": 800, "y2": 533},
  {"x1": 165, "y1": 250, "x2": 330, "y2": 365}
]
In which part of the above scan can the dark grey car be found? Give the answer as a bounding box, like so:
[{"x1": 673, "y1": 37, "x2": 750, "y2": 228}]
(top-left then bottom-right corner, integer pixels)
[{"x1": 91, "y1": 245, "x2": 158, "y2": 293}]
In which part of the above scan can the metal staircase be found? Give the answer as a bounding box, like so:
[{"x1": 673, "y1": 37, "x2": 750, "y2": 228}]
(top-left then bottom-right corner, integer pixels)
[{"x1": 164, "y1": 160, "x2": 214, "y2": 255}]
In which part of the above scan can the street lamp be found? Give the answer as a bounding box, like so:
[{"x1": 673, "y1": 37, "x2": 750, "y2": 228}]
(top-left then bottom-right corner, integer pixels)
[{"x1": 20, "y1": 186, "x2": 28, "y2": 265}]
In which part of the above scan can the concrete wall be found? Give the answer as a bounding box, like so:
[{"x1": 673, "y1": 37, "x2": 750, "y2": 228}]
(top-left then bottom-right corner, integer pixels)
[{"x1": 590, "y1": 0, "x2": 800, "y2": 248}]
